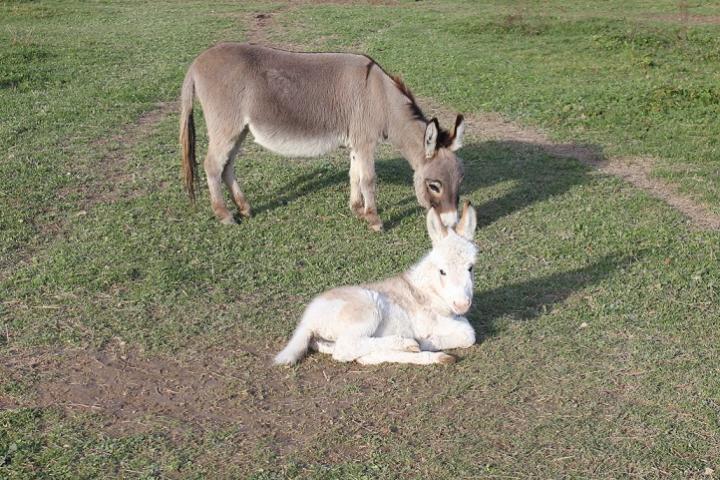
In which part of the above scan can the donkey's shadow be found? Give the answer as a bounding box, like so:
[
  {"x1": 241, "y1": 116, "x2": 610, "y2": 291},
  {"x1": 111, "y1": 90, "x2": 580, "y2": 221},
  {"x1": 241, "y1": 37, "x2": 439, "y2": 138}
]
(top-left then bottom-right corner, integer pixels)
[
  {"x1": 381, "y1": 139, "x2": 605, "y2": 230},
  {"x1": 247, "y1": 140, "x2": 631, "y2": 345},
  {"x1": 250, "y1": 139, "x2": 606, "y2": 230},
  {"x1": 251, "y1": 167, "x2": 347, "y2": 217}
]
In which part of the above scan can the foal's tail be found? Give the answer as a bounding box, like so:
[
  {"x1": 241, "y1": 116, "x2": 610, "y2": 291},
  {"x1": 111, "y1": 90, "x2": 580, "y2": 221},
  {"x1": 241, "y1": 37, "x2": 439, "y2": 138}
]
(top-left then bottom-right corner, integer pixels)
[
  {"x1": 179, "y1": 69, "x2": 197, "y2": 201},
  {"x1": 274, "y1": 323, "x2": 313, "y2": 365}
]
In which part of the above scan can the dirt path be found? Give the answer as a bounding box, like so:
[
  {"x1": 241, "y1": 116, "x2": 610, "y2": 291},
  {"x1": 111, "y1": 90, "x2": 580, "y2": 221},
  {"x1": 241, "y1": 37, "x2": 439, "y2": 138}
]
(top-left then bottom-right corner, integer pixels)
[
  {"x1": 75, "y1": 101, "x2": 178, "y2": 208},
  {"x1": 459, "y1": 111, "x2": 720, "y2": 230}
]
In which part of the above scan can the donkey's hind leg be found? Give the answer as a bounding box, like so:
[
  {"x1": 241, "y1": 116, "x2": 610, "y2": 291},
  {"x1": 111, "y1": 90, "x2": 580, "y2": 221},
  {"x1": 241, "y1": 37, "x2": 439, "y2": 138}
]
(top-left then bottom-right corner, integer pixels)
[
  {"x1": 205, "y1": 128, "x2": 249, "y2": 224},
  {"x1": 222, "y1": 128, "x2": 252, "y2": 218},
  {"x1": 205, "y1": 138, "x2": 237, "y2": 225},
  {"x1": 332, "y1": 335, "x2": 420, "y2": 362},
  {"x1": 349, "y1": 145, "x2": 382, "y2": 232}
]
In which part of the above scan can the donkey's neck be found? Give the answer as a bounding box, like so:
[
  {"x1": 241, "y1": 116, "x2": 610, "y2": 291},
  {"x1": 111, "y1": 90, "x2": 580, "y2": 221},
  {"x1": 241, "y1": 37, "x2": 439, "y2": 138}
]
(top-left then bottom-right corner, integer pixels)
[{"x1": 384, "y1": 82, "x2": 427, "y2": 171}]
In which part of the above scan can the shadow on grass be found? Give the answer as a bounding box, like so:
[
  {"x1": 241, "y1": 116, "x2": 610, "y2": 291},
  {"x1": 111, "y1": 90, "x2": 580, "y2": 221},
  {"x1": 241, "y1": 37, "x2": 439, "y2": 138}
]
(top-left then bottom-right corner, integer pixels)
[
  {"x1": 462, "y1": 140, "x2": 604, "y2": 228},
  {"x1": 251, "y1": 167, "x2": 348, "y2": 217},
  {"x1": 468, "y1": 253, "x2": 637, "y2": 342},
  {"x1": 249, "y1": 139, "x2": 606, "y2": 230}
]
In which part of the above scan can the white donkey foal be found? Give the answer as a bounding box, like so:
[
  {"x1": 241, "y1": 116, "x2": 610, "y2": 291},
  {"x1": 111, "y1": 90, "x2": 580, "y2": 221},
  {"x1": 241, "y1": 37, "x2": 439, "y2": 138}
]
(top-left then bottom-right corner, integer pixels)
[{"x1": 275, "y1": 202, "x2": 478, "y2": 366}]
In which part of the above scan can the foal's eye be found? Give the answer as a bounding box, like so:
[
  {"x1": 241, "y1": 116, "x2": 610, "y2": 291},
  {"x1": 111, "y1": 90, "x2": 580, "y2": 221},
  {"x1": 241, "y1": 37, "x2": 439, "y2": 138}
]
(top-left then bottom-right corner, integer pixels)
[
  {"x1": 468, "y1": 266, "x2": 473, "y2": 272},
  {"x1": 439, "y1": 269, "x2": 446, "y2": 276}
]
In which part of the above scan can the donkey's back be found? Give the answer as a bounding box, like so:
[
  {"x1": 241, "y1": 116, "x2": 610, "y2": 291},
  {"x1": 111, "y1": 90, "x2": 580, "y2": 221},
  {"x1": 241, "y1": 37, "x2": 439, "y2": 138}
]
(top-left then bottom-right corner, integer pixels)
[{"x1": 190, "y1": 43, "x2": 387, "y2": 156}]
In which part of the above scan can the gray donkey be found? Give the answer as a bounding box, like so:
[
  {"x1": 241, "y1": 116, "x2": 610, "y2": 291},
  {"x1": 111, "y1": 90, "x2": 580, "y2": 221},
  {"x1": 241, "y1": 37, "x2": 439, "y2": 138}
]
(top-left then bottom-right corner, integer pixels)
[{"x1": 180, "y1": 43, "x2": 466, "y2": 230}]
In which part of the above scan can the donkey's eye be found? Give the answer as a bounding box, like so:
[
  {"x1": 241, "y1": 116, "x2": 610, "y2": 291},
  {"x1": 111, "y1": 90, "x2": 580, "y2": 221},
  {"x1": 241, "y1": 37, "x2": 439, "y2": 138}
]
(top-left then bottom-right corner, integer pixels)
[
  {"x1": 428, "y1": 181, "x2": 442, "y2": 194},
  {"x1": 468, "y1": 266, "x2": 473, "y2": 272},
  {"x1": 439, "y1": 269, "x2": 446, "y2": 276}
]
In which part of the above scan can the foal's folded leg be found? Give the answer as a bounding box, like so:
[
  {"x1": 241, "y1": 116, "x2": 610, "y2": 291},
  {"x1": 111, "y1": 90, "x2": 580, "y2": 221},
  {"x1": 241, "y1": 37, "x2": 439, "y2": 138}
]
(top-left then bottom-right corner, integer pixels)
[
  {"x1": 356, "y1": 350, "x2": 456, "y2": 365},
  {"x1": 310, "y1": 339, "x2": 335, "y2": 354},
  {"x1": 332, "y1": 336, "x2": 420, "y2": 362}
]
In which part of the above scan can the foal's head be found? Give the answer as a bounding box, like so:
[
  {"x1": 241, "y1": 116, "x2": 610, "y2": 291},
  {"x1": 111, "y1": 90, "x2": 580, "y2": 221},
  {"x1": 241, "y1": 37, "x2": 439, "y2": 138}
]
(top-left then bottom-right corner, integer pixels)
[
  {"x1": 414, "y1": 115, "x2": 466, "y2": 227},
  {"x1": 425, "y1": 201, "x2": 477, "y2": 316}
]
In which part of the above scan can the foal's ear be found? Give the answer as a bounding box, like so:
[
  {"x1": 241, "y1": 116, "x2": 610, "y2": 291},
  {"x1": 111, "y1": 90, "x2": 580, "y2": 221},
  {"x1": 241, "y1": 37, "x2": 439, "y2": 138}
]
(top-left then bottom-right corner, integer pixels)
[
  {"x1": 426, "y1": 207, "x2": 448, "y2": 246},
  {"x1": 455, "y1": 200, "x2": 477, "y2": 241},
  {"x1": 424, "y1": 118, "x2": 439, "y2": 159},
  {"x1": 450, "y1": 114, "x2": 465, "y2": 152}
]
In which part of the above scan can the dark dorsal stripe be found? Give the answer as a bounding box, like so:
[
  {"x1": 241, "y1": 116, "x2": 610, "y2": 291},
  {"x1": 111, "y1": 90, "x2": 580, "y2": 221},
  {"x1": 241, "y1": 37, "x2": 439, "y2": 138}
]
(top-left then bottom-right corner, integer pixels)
[
  {"x1": 390, "y1": 74, "x2": 426, "y2": 122},
  {"x1": 364, "y1": 54, "x2": 453, "y2": 148}
]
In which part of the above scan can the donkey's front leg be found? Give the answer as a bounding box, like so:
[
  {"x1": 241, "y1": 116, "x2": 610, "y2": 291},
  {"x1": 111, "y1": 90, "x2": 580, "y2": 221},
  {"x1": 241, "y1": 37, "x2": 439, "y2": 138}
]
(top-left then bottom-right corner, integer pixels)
[{"x1": 349, "y1": 146, "x2": 383, "y2": 232}]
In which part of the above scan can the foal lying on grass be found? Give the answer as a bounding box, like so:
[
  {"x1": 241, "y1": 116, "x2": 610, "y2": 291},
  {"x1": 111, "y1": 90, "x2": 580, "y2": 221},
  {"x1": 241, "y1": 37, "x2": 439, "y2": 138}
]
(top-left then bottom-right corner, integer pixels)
[{"x1": 275, "y1": 202, "x2": 478, "y2": 366}]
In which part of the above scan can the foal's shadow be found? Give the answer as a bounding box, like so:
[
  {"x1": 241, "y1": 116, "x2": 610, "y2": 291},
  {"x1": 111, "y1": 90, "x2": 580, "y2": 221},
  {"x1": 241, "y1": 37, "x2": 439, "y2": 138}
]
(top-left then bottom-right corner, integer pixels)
[{"x1": 467, "y1": 252, "x2": 638, "y2": 342}]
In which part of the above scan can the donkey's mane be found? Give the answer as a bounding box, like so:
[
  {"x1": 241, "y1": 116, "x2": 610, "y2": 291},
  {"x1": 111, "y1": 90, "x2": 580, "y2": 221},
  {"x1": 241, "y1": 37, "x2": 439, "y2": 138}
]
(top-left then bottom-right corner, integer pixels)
[
  {"x1": 386, "y1": 67, "x2": 455, "y2": 149},
  {"x1": 363, "y1": 54, "x2": 428, "y2": 124},
  {"x1": 390, "y1": 74, "x2": 427, "y2": 123}
]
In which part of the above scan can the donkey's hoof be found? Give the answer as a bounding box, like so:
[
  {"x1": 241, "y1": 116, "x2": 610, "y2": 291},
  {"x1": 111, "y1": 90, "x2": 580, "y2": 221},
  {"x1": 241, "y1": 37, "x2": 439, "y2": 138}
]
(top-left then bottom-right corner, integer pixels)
[
  {"x1": 350, "y1": 201, "x2": 364, "y2": 217},
  {"x1": 369, "y1": 221, "x2": 384, "y2": 232},
  {"x1": 436, "y1": 353, "x2": 456, "y2": 365},
  {"x1": 239, "y1": 205, "x2": 252, "y2": 218}
]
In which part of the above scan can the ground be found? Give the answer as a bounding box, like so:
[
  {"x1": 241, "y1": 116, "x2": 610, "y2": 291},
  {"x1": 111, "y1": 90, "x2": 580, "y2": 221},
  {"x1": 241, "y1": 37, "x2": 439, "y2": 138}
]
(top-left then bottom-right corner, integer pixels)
[{"x1": 2, "y1": 0, "x2": 720, "y2": 478}]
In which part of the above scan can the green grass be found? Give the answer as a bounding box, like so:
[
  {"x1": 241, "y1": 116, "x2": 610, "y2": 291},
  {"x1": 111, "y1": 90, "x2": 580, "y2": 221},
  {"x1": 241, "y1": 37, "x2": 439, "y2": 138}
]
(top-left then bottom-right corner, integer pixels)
[
  {"x1": 282, "y1": 0, "x2": 720, "y2": 212},
  {"x1": 2, "y1": 0, "x2": 720, "y2": 478}
]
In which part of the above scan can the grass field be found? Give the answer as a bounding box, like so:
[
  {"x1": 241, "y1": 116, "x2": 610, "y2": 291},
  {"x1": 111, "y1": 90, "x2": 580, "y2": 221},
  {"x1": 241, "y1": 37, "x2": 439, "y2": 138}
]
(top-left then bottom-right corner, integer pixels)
[{"x1": 2, "y1": 0, "x2": 720, "y2": 478}]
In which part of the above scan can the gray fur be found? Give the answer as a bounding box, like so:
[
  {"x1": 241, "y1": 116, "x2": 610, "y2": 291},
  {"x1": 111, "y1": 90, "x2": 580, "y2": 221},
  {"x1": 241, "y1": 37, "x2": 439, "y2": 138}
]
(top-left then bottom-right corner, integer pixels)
[{"x1": 180, "y1": 43, "x2": 466, "y2": 229}]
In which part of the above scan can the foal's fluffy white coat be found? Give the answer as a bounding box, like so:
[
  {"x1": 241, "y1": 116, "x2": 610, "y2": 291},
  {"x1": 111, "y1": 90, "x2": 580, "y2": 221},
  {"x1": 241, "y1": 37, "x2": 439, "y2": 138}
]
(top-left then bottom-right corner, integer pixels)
[{"x1": 275, "y1": 203, "x2": 478, "y2": 366}]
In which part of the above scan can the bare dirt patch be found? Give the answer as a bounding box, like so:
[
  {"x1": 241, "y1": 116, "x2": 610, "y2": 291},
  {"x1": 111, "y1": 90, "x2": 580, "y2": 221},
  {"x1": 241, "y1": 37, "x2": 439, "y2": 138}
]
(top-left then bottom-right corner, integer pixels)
[
  {"x1": 2, "y1": 343, "x2": 388, "y2": 455},
  {"x1": 644, "y1": 13, "x2": 720, "y2": 25}
]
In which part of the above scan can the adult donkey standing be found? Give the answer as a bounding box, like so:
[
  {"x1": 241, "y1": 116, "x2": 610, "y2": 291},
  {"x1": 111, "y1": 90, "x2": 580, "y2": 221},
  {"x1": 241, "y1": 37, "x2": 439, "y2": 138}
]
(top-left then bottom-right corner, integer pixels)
[{"x1": 180, "y1": 43, "x2": 466, "y2": 230}]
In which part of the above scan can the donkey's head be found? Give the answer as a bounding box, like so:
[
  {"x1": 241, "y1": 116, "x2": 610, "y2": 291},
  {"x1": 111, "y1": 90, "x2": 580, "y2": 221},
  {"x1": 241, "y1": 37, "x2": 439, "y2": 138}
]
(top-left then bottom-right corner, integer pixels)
[
  {"x1": 425, "y1": 201, "x2": 477, "y2": 316},
  {"x1": 414, "y1": 115, "x2": 466, "y2": 227}
]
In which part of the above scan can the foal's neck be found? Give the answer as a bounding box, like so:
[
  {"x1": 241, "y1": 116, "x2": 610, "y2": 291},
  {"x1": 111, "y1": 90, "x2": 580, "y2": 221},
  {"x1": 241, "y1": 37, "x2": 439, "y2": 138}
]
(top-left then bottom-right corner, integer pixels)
[{"x1": 404, "y1": 254, "x2": 453, "y2": 317}]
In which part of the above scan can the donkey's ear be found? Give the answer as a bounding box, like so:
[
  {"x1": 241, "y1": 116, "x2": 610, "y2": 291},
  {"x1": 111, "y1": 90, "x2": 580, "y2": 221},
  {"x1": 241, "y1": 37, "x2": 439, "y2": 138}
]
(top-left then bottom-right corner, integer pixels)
[
  {"x1": 424, "y1": 118, "x2": 439, "y2": 159},
  {"x1": 449, "y1": 114, "x2": 465, "y2": 152},
  {"x1": 455, "y1": 200, "x2": 477, "y2": 241},
  {"x1": 426, "y1": 207, "x2": 448, "y2": 246}
]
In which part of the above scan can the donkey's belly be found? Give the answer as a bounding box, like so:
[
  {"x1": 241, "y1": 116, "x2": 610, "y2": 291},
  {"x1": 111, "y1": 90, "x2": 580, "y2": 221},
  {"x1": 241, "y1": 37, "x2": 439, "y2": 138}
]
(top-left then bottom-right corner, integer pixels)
[{"x1": 248, "y1": 124, "x2": 344, "y2": 157}]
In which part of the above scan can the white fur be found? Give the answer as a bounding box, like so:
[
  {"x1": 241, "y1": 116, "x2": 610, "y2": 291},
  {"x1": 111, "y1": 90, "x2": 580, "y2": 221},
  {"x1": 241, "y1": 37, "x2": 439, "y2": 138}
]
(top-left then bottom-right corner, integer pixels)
[
  {"x1": 275, "y1": 205, "x2": 478, "y2": 366},
  {"x1": 441, "y1": 210, "x2": 458, "y2": 227},
  {"x1": 249, "y1": 124, "x2": 344, "y2": 157}
]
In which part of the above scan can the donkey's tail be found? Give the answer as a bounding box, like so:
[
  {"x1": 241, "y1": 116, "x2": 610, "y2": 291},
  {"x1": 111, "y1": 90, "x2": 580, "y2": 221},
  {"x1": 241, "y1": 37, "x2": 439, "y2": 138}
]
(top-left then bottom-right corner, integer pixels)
[
  {"x1": 179, "y1": 68, "x2": 197, "y2": 201},
  {"x1": 274, "y1": 323, "x2": 313, "y2": 365}
]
